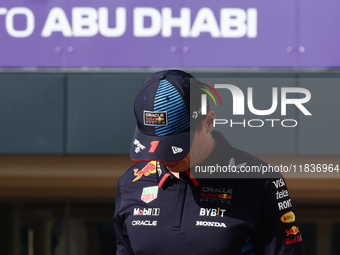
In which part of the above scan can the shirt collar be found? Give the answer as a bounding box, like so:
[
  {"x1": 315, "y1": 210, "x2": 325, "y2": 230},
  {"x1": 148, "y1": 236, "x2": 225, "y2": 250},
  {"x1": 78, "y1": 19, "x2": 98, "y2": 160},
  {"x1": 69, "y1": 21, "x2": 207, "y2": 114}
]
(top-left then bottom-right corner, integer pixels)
[
  {"x1": 157, "y1": 162, "x2": 199, "y2": 188},
  {"x1": 157, "y1": 131, "x2": 232, "y2": 188}
]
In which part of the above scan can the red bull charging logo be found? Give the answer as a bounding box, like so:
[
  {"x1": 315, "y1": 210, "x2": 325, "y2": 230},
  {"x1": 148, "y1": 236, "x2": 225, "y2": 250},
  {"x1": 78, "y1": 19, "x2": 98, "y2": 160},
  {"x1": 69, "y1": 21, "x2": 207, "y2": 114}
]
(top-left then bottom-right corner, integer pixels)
[
  {"x1": 286, "y1": 226, "x2": 300, "y2": 236},
  {"x1": 218, "y1": 194, "x2": 232, "y2": 199},
  {"x1": 133, "y1": 161, "x2": 157, "y2": 182},
  {"x1": 285, "y1": 226, "x2": 302, "y2": 245}
]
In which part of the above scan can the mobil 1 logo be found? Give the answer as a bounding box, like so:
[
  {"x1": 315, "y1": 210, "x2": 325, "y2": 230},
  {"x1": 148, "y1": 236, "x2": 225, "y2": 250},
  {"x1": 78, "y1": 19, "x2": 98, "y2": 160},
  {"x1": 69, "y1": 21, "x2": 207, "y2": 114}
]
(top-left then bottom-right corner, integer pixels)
[{"x1": 133, "y1": 208, "x2": 160, "y2": 216}]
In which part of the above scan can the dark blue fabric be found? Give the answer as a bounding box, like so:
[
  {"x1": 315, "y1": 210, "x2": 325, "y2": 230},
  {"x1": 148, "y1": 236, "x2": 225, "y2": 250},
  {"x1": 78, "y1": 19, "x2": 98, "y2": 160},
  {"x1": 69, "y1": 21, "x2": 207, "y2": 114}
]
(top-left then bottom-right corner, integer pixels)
[{"x1": 116, "y1": 132, "x2": 306, "y2": 255}]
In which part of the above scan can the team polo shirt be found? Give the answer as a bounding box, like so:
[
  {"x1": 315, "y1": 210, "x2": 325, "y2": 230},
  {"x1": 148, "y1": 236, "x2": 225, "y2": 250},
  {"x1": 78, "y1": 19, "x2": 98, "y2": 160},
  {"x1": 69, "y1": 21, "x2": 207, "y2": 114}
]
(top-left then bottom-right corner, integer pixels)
[{"x1": 114, "y1": 131, "x2": 305, "y2": 255}]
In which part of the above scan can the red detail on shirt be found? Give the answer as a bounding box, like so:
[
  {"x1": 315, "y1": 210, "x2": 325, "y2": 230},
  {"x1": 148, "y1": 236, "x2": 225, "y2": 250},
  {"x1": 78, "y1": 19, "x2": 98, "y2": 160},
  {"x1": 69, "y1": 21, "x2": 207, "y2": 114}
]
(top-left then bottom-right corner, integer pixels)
[{"x1": 158, "y1": 173, "x2": 171, "y2": 188}]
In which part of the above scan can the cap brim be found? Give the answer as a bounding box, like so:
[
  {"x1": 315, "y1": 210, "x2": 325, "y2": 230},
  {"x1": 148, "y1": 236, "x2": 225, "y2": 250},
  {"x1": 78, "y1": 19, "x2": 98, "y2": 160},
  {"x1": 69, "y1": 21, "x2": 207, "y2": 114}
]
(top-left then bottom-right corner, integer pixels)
[{"x1": 130, "y1": 126, "x2": 193, "y2": 161}]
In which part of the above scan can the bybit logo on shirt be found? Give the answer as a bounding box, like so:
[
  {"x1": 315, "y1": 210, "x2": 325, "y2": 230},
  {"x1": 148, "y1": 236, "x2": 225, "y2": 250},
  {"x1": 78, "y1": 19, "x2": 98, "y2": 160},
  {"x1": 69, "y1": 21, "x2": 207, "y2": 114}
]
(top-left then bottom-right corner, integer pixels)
[{"x1": 199, "y1": 207, "x2": 226, "y2": 217}]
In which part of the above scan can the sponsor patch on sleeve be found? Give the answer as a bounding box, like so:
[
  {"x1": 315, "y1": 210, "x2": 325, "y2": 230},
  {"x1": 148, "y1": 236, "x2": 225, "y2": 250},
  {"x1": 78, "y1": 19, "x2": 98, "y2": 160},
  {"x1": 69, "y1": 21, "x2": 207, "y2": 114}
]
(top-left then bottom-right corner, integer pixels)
[
  {"x1": 141, "y1": 186, "x2": 158, "y2": 203},
  {"x1": 280, "y1": 211, "x2": 295, "y2": 223}
]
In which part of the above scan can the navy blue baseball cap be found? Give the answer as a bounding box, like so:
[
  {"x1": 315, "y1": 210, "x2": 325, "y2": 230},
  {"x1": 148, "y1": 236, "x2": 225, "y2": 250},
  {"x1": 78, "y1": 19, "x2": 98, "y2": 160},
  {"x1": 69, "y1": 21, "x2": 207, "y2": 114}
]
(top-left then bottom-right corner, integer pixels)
[{"x1": 130, "y1": 70, "x2": 207, "y2": 162}]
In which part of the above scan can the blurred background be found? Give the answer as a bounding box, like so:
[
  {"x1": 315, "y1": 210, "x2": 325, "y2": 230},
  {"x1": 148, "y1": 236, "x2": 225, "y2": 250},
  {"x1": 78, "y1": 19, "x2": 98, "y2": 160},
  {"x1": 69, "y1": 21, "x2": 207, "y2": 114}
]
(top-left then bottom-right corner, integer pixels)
[{"x1": 0, "y1": 1, "x2": 340, "y2": 255}]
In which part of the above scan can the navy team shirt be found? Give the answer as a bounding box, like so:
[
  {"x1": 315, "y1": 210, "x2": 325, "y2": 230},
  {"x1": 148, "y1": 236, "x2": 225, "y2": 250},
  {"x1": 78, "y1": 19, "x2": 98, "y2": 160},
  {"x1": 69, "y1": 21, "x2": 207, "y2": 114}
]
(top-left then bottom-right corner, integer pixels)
[{"x1": 114, "y1": 132, "x2": 305, "y2": 255}]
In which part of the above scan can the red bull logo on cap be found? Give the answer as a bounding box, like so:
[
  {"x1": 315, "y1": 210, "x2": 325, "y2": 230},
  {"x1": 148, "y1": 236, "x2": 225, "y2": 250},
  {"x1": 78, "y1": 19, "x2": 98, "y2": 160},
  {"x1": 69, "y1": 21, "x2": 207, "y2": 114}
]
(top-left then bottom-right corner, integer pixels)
[{"x1": 133, "y1": 161, "x2": 157, "y2": 182}]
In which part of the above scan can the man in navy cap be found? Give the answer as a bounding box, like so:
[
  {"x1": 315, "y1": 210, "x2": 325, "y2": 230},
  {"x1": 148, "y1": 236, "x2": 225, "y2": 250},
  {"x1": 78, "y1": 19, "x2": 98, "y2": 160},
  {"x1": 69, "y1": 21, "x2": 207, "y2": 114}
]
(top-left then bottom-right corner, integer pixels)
[{"x1": 114, "y1": 70, "x2": 305, "y2": 255}]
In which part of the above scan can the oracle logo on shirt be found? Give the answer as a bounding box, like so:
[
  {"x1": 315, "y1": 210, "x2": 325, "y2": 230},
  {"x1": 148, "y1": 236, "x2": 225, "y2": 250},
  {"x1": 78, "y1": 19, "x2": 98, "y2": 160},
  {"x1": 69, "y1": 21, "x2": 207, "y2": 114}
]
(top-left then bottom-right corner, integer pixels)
[{"x1": 202, "y1": 187, "x2": 233, "y2": 194}]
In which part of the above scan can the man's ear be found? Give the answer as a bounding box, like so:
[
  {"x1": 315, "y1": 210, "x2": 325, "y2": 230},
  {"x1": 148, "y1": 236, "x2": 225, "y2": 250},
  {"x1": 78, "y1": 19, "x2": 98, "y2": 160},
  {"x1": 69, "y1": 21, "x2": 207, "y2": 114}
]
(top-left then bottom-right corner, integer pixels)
[{"x1": 204, "y1": 111, "x2": 216, "y2": 133}]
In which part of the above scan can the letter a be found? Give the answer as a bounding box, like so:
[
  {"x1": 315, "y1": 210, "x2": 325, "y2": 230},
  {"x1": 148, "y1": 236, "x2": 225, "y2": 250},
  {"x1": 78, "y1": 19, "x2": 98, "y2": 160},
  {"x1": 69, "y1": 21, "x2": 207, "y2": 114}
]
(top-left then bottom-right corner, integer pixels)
[{"x1": 41, "y1": 7, "x2": 72, "y2": 37}]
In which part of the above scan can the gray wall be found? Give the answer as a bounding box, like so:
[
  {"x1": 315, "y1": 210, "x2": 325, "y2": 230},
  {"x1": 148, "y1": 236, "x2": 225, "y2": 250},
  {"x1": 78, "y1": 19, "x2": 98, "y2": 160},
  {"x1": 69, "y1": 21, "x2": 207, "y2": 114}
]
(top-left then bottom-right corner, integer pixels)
[{"x1": 0, "y1": 71, "x2": 339, "y2": 155}]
